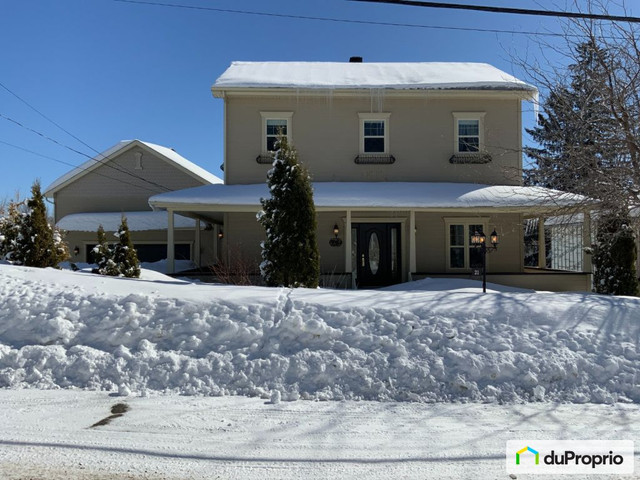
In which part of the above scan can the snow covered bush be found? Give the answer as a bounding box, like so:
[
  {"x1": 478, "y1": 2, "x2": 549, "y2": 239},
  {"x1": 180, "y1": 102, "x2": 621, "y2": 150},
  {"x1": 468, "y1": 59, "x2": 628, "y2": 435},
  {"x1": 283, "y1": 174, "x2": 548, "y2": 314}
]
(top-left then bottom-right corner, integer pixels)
[
  {"x1": 93, "y1": 225, "x2": 119, "y2": 276},
  {"x1": 93, "y1": 218, "x2": 140, "y2": 278},
  {"x1": 0, "y1": 201, "x2": 24, "y2": 262},
  {"x1": 593, "y1": 212, "x2": 638, "y2": 296},
  {"x1": 0, "y1": 182, "x2": 68, "y2": 267},
  {"x1": 258, "y1": 134, "x2": 319, "y2": 288}
]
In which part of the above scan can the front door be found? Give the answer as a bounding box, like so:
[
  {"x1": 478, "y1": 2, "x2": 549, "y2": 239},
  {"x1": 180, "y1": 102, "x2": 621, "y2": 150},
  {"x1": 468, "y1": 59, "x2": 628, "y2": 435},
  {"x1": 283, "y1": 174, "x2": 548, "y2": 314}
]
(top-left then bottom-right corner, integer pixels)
[{"x1": 354, "y1": 223, "x2": 401, "y2": 288}]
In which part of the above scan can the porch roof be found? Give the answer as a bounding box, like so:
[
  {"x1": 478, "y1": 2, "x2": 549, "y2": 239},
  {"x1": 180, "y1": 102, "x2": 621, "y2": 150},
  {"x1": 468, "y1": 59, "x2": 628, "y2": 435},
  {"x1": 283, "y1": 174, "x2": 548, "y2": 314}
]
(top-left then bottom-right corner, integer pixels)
[
  {"x1": 57, "y1": 211, "x2": 198, "y2": 232},
  {"x1": 149, "y1": 182, "x2": 587, "y2": 213}
]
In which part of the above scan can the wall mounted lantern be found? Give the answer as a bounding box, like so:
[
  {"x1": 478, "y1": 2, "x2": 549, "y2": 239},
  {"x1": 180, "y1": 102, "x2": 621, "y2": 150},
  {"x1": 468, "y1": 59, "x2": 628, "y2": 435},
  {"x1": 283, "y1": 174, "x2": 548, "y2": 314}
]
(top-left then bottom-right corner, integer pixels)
[
  {"x1": 329, "y1": 223, "x2": 343, "y2": 247},
  {"x1": 73, "y1": 246, "x2": 80, "y2": 256},
  {"x1": 471, "y1": 229, "x2": 499, "y2": 293},
  {"x1": 217, "y1": 230, "x2": 224, "y2": 239}
]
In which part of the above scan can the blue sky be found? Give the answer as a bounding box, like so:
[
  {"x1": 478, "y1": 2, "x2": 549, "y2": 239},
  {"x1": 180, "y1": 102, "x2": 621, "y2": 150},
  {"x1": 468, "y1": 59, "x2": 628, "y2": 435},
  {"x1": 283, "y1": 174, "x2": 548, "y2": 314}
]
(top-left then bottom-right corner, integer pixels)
[{"x1": 0, "y1": 0, "x2": 630, "y2": 206}]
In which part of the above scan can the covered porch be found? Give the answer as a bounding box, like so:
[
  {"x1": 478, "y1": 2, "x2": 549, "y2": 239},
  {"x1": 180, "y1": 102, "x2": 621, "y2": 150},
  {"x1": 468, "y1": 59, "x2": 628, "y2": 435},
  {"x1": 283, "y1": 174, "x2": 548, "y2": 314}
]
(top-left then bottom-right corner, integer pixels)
[{"x1": 149, "y1": 182, "x2": 592, "y2": 291}]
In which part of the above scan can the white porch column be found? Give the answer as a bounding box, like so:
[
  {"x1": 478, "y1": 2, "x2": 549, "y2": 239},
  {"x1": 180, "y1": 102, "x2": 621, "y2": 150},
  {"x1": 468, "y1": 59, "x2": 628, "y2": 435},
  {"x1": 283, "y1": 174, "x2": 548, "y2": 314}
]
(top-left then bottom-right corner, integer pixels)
[
  {"x1": 538, "y1": 216, "x2": 546, "y2": 269},
  {"x1": 213, "y1": 224, "x2": 219, "y2": 264},
  {"x1": 409, "y1": 210, "x2": 416, "y2": 281},
  {"x1": 167, "y1": 209, "x2": 175, "y2": 274},
  {"x1": 345, "y1": 210, "x2": 352, "y2": 288},
  {"x1": 194, "y1": 219, "x2": 201, "y2": 267},
  {"x1": 582, "y1": 211, "x2": 592, "y2": 274},
  {"x1": 345, "y1": 210, "x2": 352, "y2": 272}
]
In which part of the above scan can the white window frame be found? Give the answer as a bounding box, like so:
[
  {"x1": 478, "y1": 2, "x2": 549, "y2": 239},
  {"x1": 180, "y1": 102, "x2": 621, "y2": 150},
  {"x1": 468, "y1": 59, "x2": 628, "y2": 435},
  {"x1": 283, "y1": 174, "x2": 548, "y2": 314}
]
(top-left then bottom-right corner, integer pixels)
[
  {"x1": 260, "y1": 112, "x2": 293, "y2": 154},
  {"x1": 359, "y1": 112, "x2": 391, "y2": 154},
  {"x1": 444, "y1": 217, "x2": 489, "y2": 272},
  {"x1": 452, "y1": 112, "x2": 486, "y2": 154}
]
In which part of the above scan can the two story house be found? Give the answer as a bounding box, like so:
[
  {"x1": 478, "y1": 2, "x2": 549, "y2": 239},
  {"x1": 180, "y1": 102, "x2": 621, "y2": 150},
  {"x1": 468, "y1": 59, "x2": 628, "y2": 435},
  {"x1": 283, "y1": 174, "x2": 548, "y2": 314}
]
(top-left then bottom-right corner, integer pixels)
[{"x1": 149, "y1": 59, "x2": 591, "y2": 290}]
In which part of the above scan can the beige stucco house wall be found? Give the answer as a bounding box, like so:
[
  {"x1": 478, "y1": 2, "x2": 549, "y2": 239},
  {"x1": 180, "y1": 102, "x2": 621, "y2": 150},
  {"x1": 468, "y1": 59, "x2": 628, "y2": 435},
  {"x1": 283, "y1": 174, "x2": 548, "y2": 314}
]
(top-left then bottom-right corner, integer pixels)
[{"x1": 224, "y1": 95, "x2": 522, "y2": 186}]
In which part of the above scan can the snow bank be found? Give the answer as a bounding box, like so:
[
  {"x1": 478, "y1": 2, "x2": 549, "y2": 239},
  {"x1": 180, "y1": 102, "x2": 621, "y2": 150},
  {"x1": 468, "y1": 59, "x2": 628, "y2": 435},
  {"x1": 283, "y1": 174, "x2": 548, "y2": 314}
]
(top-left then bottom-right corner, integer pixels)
[{"x1": 0, "y1": 264, "x2": 639, "y2": 404}]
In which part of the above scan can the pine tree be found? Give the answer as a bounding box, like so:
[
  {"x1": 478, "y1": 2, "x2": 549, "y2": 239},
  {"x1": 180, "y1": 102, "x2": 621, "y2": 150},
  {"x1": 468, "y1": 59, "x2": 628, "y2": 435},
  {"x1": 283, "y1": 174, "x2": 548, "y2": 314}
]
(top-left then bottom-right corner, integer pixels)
[
  {"x1": 0, "y1": 201, "x2": 24, "y2": 262},
  {"x1": 11, "y1": 182, "x2": 68, "y2": 268},
  {"x1": 258, "y1": 135, "x2": 319, "y2": 288},
  {"x1": 94, "y1": 225, "x2": 119, "y2": 276},
  {"x1": 112, "y1": 216, "x2": 140, "y2": 278},
  {"x1": 525, "y1": 39, "x2": 623, "y2": 199},
  {"x1": 593, "y1": 212, "x2": 638, "y2": 296}
]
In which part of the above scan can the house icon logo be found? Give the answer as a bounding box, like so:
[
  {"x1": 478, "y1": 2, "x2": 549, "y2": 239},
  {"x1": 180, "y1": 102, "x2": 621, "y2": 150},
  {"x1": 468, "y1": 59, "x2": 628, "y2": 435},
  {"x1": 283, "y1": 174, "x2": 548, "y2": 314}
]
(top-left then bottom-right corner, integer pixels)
[{"x1": 516, "y1": 446, "x2": 539, "y2": 465}]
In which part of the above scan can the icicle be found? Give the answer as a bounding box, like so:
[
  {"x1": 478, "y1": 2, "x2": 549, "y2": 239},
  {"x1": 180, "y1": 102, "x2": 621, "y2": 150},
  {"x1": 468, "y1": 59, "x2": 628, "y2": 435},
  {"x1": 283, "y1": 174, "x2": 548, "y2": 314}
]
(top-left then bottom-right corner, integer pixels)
[{"x1": 532, "y1": 90, "x2": 540, "y2": 124}]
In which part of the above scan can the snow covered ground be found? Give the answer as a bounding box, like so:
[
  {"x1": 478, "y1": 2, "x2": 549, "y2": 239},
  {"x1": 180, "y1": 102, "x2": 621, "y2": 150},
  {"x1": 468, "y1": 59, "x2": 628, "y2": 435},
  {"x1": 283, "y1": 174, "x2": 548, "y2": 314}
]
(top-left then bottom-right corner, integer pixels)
[
  {"x1": 0, "y1": 264, "x2": 639, "y2": 478},
  {"x1": 1, "y1": 264, "x2": 639, "y2": 404},
  {"x1": 1, "y1": 390, "x2": 638, "y2": 479}
]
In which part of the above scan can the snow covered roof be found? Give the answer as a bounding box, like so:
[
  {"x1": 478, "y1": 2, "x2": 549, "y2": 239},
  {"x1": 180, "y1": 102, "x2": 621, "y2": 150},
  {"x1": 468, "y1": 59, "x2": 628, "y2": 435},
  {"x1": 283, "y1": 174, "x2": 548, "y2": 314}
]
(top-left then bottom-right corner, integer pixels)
[
  {"x1": 149, "y1": 182, "x2": 586, "y2": 211},
  {"x1": 44, "y1": 140, "x2": 222, "y2": 196},
  {"x1": 57, "y1": 211, "x2": 198, "y2": 232},
  {"x1": 212, "y1": 61, "x2": 537, "y2": 95}
]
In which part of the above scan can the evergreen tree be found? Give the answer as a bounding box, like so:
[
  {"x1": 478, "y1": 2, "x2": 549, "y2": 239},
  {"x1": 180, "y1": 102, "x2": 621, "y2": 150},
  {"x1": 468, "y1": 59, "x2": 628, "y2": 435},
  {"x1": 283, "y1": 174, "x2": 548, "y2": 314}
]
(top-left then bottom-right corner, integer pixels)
[
  {"x1": 112, "y1": 216, "x2": 140, "y2": 278},
  {"x1": 10, "y1": 182, "x2": 68, "y2": 267},
  {"x1": 0, "y1": 201, "x2": 24, "y2": 262},
  {"x1": 593, "y1": 212, "x2": 639, "y2": 296},
  {"x1": 258, "y1": 135, "x2": 319, "y2": 288},
  {"x1": 525, "y1": 39, "x2": 623, "y2": 200},
  {"x1": 94, "y1": 225, "x2": 119, "y2": 276}
]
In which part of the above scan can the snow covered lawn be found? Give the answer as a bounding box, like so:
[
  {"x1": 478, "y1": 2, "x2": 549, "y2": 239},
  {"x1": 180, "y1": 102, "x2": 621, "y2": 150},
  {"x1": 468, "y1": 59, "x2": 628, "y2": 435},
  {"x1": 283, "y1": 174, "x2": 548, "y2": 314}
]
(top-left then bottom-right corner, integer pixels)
[
  {"x1": 0, "y1": 264, "x2": 639, "y2": 478},
  {"x1": 0, "y1": 390, "x2": 638, "y2": 479},
  {"x1": 1, "y1": 264, "x2": 639, "y2": 403}
]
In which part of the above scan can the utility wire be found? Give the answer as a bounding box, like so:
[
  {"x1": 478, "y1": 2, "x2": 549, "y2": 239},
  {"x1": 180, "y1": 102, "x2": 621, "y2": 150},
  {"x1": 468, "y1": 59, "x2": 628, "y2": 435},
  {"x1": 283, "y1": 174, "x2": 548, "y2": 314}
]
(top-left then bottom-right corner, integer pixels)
[
  {"x1": 0, "y1": 113, "x2": 173, "y2": 192},
  {"x1": 110, "y1": 0, "x2": 574, "y2": 37},
  {"x1": 0, "y1": 81, "x2": 173, "y2": 192},
  {"x1": 351, "y1": 0, "x2": 640, "y2": 23},
  {"x1": 0, "y1": 139, "x2": 162, "y2": 194}
]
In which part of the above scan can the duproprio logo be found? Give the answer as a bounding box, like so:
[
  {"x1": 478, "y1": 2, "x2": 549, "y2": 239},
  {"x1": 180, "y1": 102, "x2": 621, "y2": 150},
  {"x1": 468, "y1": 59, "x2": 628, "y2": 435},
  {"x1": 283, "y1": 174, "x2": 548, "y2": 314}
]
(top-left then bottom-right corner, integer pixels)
[
  {"x1": 506, "y1": 440, "x2": 634, "y2": 475},
  {"x1": 516, "y1": 446, "x2": 539, "y2": 465}
]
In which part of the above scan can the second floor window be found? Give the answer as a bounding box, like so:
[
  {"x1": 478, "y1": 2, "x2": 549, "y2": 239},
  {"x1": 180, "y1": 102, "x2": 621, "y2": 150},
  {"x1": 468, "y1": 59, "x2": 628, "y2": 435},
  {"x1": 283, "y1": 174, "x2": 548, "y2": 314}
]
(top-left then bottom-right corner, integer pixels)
[
  {"x1": 261, "y1": 112, "x2": 293, "y2": 154},
  {"x1": 266, "y1": 119, "x2": 287, "y2": 152},
  {"x1": 453, "y1": 112, "x2": 486, "y2": 155},
  {"x1": 457, "y1": 120, "x2": 480, "y2": 152},
  {"x1": 364, "y1": 121, "x2": 385, "y2": 153},
  {"x1": 359, "y1": 113, "x2": 391, "y2": 155}
]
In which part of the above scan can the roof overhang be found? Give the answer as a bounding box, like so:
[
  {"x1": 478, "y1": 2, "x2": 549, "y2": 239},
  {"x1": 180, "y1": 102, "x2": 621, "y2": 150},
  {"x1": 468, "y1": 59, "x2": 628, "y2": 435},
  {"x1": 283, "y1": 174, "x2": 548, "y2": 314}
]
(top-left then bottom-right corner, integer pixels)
[
  {"x1": 149, "y1": 182, "x2": 591, "y2": 215},
  {"x1": 56, "y1": 211, "x2": 199, "y2": 232}
]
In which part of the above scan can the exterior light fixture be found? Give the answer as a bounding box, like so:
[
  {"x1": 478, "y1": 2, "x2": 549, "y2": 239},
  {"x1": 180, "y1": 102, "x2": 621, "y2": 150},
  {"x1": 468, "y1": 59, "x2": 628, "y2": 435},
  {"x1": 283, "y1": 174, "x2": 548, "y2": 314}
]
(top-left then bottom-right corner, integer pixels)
[
  {"x1": 471, "y1": 229, "x2": 499, "y2": 293},
  {"x1": 217, "y1": 230, "x2": 224, "y2": 239},
  {"x1": 329, "y1": 223, "x2": 343, "y2": 247},
  {"x1": 73, "y1": 246, "x2": 80, "y2": 256}
]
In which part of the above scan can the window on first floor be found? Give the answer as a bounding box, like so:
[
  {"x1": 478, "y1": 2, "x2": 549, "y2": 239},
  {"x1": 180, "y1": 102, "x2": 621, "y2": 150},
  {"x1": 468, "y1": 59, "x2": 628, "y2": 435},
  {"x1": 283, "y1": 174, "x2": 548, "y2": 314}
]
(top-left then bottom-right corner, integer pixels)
[{"x1": 445, "y1": 219, "x2": 488, "y2": 270}]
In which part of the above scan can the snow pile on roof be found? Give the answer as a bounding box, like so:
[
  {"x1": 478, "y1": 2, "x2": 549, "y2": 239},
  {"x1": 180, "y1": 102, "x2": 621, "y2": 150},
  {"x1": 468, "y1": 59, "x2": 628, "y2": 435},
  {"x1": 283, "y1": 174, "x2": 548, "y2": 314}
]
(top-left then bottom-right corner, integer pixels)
[
  {"x1": 150, "y1": 182, "x2": 586, "y2": 210},
  {"x1": 57, "y1": 211, "x2": 197, "y2": 232},
  {"x1": 1, "y1": 264, "x2": 638, "y2": 404},
  {"x1": 213, "y1": 61, "x2": 537, "y2": 94},
  {"x1": 44, "y1": 140, "x2": 222, "y2": 195}
]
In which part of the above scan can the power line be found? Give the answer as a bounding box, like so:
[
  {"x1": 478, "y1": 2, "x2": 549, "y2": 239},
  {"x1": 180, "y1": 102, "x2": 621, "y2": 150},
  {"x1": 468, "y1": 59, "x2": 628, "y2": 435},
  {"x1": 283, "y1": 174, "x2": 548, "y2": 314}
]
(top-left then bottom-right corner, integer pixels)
[
  {"x1": 0, "y1": 113, "x2": 173, "y2": 192},
  {"x1": 351, "y1": 0, "x2": 640, "y2": 23},
  {"x1": 0, "y1": 81, "x2": 174, "y2": 192},
  {"x1": 110, "y1": 0, "x2": 572, "y2": 37},
  {"x1": 0, "y1": 139, "x2": 161, "y2": 194}
]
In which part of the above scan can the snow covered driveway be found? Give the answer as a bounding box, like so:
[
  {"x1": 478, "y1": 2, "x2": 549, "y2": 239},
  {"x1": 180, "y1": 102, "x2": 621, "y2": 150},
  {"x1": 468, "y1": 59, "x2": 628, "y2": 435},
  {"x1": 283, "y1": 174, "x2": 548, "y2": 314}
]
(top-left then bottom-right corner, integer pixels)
[{"x1": 0, "y1": 390, "x2": 638, "y2": 479}]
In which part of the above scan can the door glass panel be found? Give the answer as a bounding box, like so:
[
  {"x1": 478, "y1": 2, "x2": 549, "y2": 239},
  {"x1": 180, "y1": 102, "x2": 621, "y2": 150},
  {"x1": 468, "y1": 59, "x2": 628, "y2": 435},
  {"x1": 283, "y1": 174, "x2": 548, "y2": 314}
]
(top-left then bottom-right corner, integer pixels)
[
  {"x1": 390, "y1": 227, "x2": 397, "y2": 273},
  {"x1": 369, "y1": 232, "x2": 380, "y2": 275}
]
